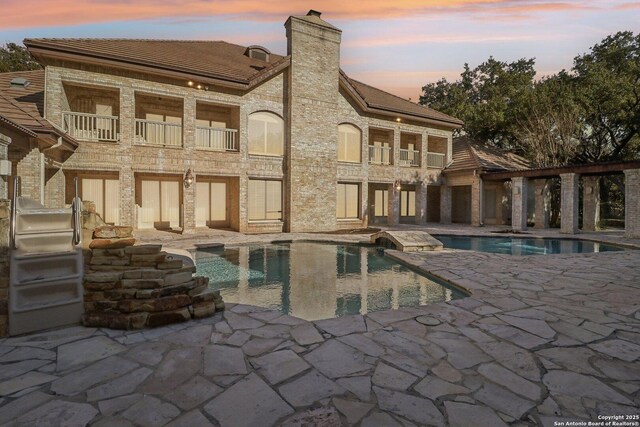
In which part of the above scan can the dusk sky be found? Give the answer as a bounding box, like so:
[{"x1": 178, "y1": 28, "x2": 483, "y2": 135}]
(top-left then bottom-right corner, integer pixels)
[{"x1": 1, "y1": 1, "x2": 638, "y2": 100}]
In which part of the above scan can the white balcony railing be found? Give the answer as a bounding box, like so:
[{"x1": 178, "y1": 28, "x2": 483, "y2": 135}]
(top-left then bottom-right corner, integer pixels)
[
  {"x1": 368, "y1": 145, "x2": 391, "y2": 165},
  {"x1": 426, "y1": 152, "x2": 446, "y2": 168},
  {"x1": 195, "y1": 126, "x2": 238, "y2": 151},
  {"x1": 62, "y1": 111, "x2": 119, "y2": 142},
  {"x1": 135, "y1": 119, "x2": 182, "y2": 147},
  {"x1": 399, "y1": 149, "x2": 420, "y2": 167}
]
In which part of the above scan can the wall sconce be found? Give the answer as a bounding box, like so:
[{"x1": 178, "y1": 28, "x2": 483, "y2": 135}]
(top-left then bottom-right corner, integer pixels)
[
  {"x1": 184, "y1": 169, "x2": 194, "y2": 188},
  {"x1": 394, "y1": 180, "x2": 402, "y2": 191}
]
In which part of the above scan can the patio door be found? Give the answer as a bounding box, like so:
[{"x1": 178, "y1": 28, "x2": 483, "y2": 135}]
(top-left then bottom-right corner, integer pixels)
[
  {"x1": 139, "y1": 179, "x2": 180, "y2": 229},
  {"x1": 195, "y1": 180, "x2": 228, "y2": 228},
  {"x1": 400, "y1": 190, "x2": 416, "y2": 221},
  {"x1": 81, "y1": 177, "x2": 120, "y2": 225}
]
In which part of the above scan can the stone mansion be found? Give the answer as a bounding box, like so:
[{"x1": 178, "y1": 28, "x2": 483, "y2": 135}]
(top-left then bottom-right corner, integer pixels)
[{"x1": 1, "y1": 10, "x2": 549, "y2": 234}]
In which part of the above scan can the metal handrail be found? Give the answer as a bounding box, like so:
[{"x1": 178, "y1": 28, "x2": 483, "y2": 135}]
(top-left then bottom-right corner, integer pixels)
[
  {"x1": 9, "y1": 176, "x2": 20, "y2": 250},
  {"x1": 72, "y1": 177, "x2": 81, "y2": 246}
]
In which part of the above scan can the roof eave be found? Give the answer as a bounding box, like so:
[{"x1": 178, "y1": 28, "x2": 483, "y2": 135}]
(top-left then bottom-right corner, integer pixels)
[{"x1": 0, "y1": 115, "x2": 38, "y2": 138}]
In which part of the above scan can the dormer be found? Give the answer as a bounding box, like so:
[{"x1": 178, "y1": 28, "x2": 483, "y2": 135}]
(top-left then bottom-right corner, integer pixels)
[{"x1": 245, "y1": 45, "x2": 270, "y2": 62}]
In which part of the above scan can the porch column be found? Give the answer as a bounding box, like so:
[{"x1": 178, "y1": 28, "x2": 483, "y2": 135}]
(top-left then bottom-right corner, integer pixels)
[
  {"x1": 534, "y1": 179, "x2": 550, "y2": 229},
  {"x1": 560, "y1": 173, "x2": 579, "y2": 234},
  {"x1": 387, "y1": 183, "x2": 400, "y2": 226},
  {"x1": 511, "y1": 176, "x2": 528, "y2": 231},
  {"x1": 624, "y1": 169, "x2": 640, "y2": 238},
  {"x1": 582, "y1": 176, "x2": 600, "y2": 232},
  {"x1": 415, "y1": 181, "x2": 427, "y2": 225},
  {"x1": 0, "y1": 133, "x2": 9, "y2": 199},
  {"x1": 182, "y1": 95, "x2": 196, "y2": 234},
  {"x1": 471, "y1": 175, "x2": 483, "y2": 227},
  {"x1": 494, "y1": 183, "x2": 504, "y2": 225},
  {"x1": 440, "y1": 185, "x2": 452, "y2": 224},
  {"x1": 119, "y1": 86, "x2": 135, "y2": 227}
]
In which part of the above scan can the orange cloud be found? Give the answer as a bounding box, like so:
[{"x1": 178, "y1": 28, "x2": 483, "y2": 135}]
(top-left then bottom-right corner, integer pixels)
[{"x1": 0, "y1": 0, "x2": 607, "y2": 29}]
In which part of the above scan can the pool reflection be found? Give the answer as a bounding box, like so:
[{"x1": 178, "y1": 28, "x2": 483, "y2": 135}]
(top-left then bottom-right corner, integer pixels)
[{"x1": 194, "y1": 243, "x2": 465, "y2": 321}]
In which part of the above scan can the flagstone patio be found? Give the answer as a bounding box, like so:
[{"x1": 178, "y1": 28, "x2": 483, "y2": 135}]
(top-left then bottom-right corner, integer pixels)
[{"x1": 0, "y1": 228, "x2": 639, "y2": 426}]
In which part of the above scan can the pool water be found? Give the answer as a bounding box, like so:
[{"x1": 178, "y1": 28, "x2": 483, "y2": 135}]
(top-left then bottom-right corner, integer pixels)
[
  {"x1": 434, "y1": 235, "x2": 626, "y2": 255},
  {"x1": 193, "y1": 242, "x2": 466, "y2": 321}
]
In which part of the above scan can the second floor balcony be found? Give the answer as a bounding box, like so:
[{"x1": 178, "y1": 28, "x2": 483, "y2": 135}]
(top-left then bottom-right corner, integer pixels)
[
  {"x1": 196, "y1": 126, "x2": 238, "y2": 151},
  {"x1": 426, "y1": 152, "x2": 446, "y2": 168},
  {"x1": 62, "y1": 111, "x2": 119, "y2": 142},
  {"x1": 368, "y1": 145, "x2": 391, "y2": 165},
  {"x1": 135, "y1": 118, "x2": 183, "y2": 147}
]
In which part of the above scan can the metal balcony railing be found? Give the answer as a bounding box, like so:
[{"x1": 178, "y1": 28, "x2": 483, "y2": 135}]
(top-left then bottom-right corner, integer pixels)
[
  {"x1": 399, "y1": 149, "x2": 420, "y2": 167},
  {"x1": 195, "y1": 126, "x2": 238, "y2": 151},
  {"x1": 62, "y1": 111, "x2": 119, "y2": 142},
  {"x1": 426, "y1": 152, "x2": 446, "y2": 168},
  {"x1": 135, "y1": 119, "x2": 183, "y2": 147},
  {"x1": 368, "y1": 145, "x2": 392, "y2": 165}
]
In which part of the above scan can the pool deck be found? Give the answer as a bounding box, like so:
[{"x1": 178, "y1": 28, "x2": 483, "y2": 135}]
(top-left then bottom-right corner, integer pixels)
[{"x1": 0, "y1": 225, "x2": 639, "y2": 426}]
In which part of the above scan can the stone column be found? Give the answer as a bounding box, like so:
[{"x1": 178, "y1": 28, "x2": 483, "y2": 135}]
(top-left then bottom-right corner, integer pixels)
[
  {"x1": 415, "y1": 181, "x2": 427, "y2": 225},
  {"x1": 0, "y1": 133, "x2": 9, "y2": 199},
  {"x1": 387, "y1": 183, "x2": 400, "y2": 226},
  {"x1": 440, "y1": 185, "x2": 452, "y2": 224},
  {"x1": 534, "y1": 179, "x2": 550, "y2": 229},
  {"x1": 471, "y1": 175, "x2": 483, "y2": 227},
  {"x1": 582, "y1": 176, "x2": 600, "y2": 232},
  {"x1": 0, "y1": 199, "x2": 9, "y2": 336},
  {"x1": 44, "y1": 168, "x2": 65, "y2": 209},
  {"x1": 119, "y1": 86, "x2": 135, "y2": 227},
  {"x1": 495, "y1": 183, "x2": 504, "y2": 225},
  {"x1": 560, "y1": 173, "x2": 579, "y2": 234},
  {"x1": 511, "y1": 177, "x2": 528, "y2": 231},
  {"x1": 624, "y1": 169, "x2": 640, "y2": 238},
  {"x1": 181, "y1": 96, "x2": 196, "y2": 234},
  {"x1": 16, "y1": 144, "x2": 45, "y2": 203}
]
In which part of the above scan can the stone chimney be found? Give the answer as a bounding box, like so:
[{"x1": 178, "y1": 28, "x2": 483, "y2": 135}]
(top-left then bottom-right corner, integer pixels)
[{"x1": 284, "y1": 11, "x2": 342, "y2": 232}]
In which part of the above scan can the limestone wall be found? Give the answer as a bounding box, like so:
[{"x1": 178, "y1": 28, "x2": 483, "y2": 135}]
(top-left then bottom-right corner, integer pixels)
[{"x1": 0, "y1": 200, "x2": 9, "y2": 336}]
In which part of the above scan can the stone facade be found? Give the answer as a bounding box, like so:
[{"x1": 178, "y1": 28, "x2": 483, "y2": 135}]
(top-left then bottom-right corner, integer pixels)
[
  {"x1": 83, "y1": 227, "x2": 223, "y2": 329},
  {"x1": 511, "y1": 177, "x2": 528, "y2": 231},
  {"x1": 582, "y1": 176, "x2": 600, "y2": 232},
  {"x1": 560, "y1": 173, "x2": 579, "y2": 234},
  {"x1": 624, "y1": 169, "x2": 640, "y2": 238},
  {"x1": 0, "y1": 199, "x2": 9, "y2": 336},
  {"x1": 534, "y1": 179, "x2": 550, "y2": 229},
  {"x1": 26, "y1": 13, "x2": 454, "y2": 235}
]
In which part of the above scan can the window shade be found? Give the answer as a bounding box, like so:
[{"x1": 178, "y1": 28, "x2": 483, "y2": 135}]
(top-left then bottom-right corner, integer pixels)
[
  {"x1": 337, "y1": 183, "x2": 359, "y2": 219},
  {"x1": 248, "y1": 112, "x2": 283, "y2": 156}
]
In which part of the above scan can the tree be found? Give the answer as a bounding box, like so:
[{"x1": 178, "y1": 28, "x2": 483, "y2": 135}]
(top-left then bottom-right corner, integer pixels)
[
  {"x1": 0, "y1": 43, "x2": 41, "y2": 73},
  {"x1": 419, "y1": 57, "x2": 536, "y2": 150},
  {"x1": 571, "y1": 31, "x2": 640, "y2": 163}
]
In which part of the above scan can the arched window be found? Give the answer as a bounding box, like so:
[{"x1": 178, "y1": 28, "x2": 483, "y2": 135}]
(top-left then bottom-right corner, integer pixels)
[
  {"x1": 338, "y1": 124, "x2": 361, "y2": 163},
  {"x1": 248, "y1": 112, "x2": 284, "y2": 156}
]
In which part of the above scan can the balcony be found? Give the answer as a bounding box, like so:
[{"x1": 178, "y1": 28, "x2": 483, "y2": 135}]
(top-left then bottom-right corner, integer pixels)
[
  {"x1": 399, "y1": 149, "x2": 420, "y2": 167},
  {"x1": 62, "y1": 111, "x2": 119, "y2": 142},
  {"x1": 426, "y1": 152, "x2": 446, "y2": 168},
  {"x1": 196, "y1": 126, "x2": 238, "y2": 151},
  {"x1": 368, "y1": 145, "x2": 391, "y2": 165},
  {"x1": 135, "y1": 119, "x2": 183, "y2": 147}
]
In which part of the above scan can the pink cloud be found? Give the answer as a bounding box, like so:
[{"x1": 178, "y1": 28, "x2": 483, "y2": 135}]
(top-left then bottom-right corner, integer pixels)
[{"x1": 0, "y1": 0, "x2": 615, "y2": 30}]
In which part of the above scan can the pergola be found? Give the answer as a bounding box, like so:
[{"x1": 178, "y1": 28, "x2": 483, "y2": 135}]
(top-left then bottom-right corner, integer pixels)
[{"x1": 480, "y1": 160, "x2": 640, "y2": 238}]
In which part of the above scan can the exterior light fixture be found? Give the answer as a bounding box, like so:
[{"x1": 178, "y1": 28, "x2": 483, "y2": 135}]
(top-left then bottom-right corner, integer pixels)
[
  {"x1": 396, "y1": 117, "x2": 401, "y2": 123},
  {"x1": 187, "y1": 81, "x2": 194, "y2": 87},
  {"x1": 184, "y1": 168, "x2": 194, "y2": 188},
  {"x1": 197, "y1": 84, "x2": 202, "y2": 90},
  {"x1": 394, "y1": 180, "x2": 402, "y2": 191}
]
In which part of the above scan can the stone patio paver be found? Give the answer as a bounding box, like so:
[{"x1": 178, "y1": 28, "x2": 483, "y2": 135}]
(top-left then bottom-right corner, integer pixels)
[{"x1": 0, "y1": 227, "x2": 639, "y2": 426}]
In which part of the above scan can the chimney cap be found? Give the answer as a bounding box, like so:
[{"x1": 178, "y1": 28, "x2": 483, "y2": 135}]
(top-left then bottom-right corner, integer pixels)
[{"x1": 307, "y1": 9, "x2": 321, "y2": 17}]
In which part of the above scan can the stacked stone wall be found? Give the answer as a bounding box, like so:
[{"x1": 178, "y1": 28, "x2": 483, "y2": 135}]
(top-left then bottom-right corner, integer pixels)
[
  {"x1": 0, "y1": 200, "x2": 9, "y2": 336},
  {"x1": 83, "y1": 227, "x2": 223, "y2": 329}
]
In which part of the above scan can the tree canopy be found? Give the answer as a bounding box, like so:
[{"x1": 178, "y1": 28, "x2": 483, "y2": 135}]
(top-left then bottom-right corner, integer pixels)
[
  {"x1": 420, "y1": 31, "x2": 640, "y2": 167},
  {"x1": 0, "y1": 42, "x2": 41, "y2": 73}
]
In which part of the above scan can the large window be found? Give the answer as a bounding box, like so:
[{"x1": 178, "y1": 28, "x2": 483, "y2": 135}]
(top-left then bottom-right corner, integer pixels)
[
  {"x1": 248, "y1": 179, "x2": 282, "y2": 221},
  {"x1": 337, "y1": 183, "x2": 359, "y2": 219},
  {"x1": 248, "y1": 112, "x2": 284, "y2": 156},
  {"x1": 81, "y1": 177, "x2": 120, "y2": 225},
  {"x1": 400, "y1": 190, "x2": 416, "y2": 217},
  {"x1": 338, "y1": 124, "x2": 361, "y2": 163},
  {"x1": 374, "y1": 189, "x2": 388, "y2": 217}
]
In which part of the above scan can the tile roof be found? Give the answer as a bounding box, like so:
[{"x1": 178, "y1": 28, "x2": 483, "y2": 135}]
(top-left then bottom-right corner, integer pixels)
[
  {"x1": 24, "y1": 39, "x2": 285, "y2": 85},
  {"x1": 447, "y1": 136, "x2": 530, "y2": 173},
  {"x1": 0, "y1": 70, "x2": 48, "y2": 131},
  {"x1": 24, "y1": 38, "x2": 462, "y2": 127},
  {"x1": 0, "y1": 70, "x2": 77, "y2": 147},
  {"x1": 344, "y1": 75, "x2": 463, "y2": 126}
]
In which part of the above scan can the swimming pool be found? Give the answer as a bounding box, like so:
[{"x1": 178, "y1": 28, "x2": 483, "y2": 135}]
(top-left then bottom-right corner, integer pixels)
[
  {"x1": 193, "y1": 242, "x2": 466, "y2": 321},
  {"x1": 434, "y1": 235, "x2": 626, "y2": 255}
]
